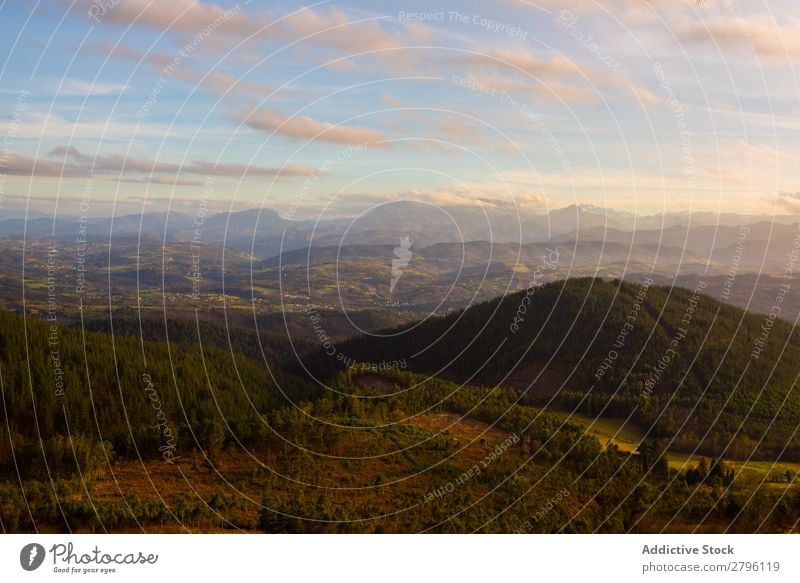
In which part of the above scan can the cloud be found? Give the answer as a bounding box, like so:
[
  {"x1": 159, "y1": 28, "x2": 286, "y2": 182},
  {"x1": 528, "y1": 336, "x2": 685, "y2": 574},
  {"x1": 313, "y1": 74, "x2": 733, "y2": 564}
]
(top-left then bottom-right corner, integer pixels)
[
  {"x1": 87, "y1": 3, "x2": 440, "y2": 86},
  {"x1": 453, "y1": 71, "x2": 596, "y2": 104},
  {"x1": 0, "y1": 112, "x2": 172, "y2": 140},
  {"x1": 0, "y1": 154, "x2": 88, "y2": 178},
  {"x1": 680, "y1": 15, "x2": 800, "y2": 59},
  {"x1": 56, "y1": 79, "x2": 130, "y2": 96},
  {"x1": 381, "y1": 107, "x2": 493, "y2": 150},
  {"x1": 454, "y1": 50, "x2": 580, "y2": 80},
  {"x1": 79, "y1": 0, "x2": 254, "y2": 35},
  {"x1": 231, "y1": 107, "x2": 390, "y2": 147},
  {"x1": 629, "y1": 85, "x2": 662, "y2": 106},
  {"x1": 695, "y1": 140, "x2": 800, "y2": 196},
  {"x1": 739, "y1": 140, "x2": 800, "y2": 164},
  {"x1": 703, "y1": 166, "x2": 751, "y2": 187},
  {"x1": 91, "y1": 7, "x2": 438, "y2": 90},
  {"x1": 96, "y1": 42, "x2": 273, "y2": 98},
  {"x1": 450, "y1": 51, "x2": 621, "y2": 104},
  {"x1": 508, "y1": 0, "x2": 798, "y2": 61},
  {"x1": 278, "y1": 7, "x2": 433, "y2": 52},
  {"x1": 201, "y1": 71, "x2": 273, "y2": 97},
  {"x1": 503, "y1": 0, "x2": 692, "y2": 18},
  {"x1": 1, "y1": 146, "x2": 315, "y2": 181},
  {"x1": 120, "y1": 176, "x2": 205, "y2": 186},
  {"x1": 49, "y1": 145, "x2": 91, "y2": 162},
  {"x1": 80, "y1": 2, "x2": 434, "y2": 54},
  {"x1": 186, "y1": 159, "x2": 315, "y2": 178},
  {"x1": 383, "y1": 93, "x2": 407, "y2": 107},
  {"x1": 503, "y1": 0, "x2": 603, "y2": 10},
  {"x1": 773, "y1": 191, "x2": 800, "y2": 212}
]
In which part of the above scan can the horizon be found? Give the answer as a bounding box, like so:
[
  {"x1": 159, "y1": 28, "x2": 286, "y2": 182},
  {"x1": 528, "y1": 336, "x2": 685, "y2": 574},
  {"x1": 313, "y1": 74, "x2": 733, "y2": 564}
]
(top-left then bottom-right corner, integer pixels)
[{"x1": 2, "y1": 200, "x2": 800, "y2": 223}]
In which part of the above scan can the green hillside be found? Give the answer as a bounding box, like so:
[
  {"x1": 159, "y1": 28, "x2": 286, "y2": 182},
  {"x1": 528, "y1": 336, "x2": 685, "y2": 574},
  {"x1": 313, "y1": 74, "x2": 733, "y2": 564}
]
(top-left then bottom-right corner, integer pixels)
[
  {"x1": 2, "y1": 294, "x2": 799, "y2": 533},
  {"x1": 336, "y1": 278, "x2": 800, "y2": 461}
]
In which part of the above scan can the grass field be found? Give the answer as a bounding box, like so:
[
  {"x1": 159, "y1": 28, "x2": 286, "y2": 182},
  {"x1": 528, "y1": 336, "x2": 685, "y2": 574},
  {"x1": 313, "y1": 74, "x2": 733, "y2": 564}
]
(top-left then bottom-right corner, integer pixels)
[
  {"x1": 544, "y1": 409, "x2": 800, "y2": 487},
  {"x1": 667, "y1": 452, "x2": 799, "y2": 487},
  {"x1": 545, "y1": 409, "x2": 643, "y2": 453}
]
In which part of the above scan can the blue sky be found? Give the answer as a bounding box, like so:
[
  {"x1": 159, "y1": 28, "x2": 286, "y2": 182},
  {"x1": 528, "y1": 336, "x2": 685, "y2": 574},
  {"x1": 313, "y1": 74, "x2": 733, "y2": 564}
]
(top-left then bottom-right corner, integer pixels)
[{"x1": 1, "y1": 0, "x2": 799, "y2": 219}]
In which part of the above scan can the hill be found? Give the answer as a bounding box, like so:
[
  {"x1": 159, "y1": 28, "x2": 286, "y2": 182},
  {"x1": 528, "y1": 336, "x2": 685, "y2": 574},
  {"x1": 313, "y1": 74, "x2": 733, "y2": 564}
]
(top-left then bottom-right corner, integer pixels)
[
  {"x1": 334, "y1": 278, "x2": 800, "y2": 461},
  {"x1": 1, "y1": 305, "x2": 799, "y2": 533},
  {"x1": 0, "y1": 308, "x2": 318, "y2": 477}
]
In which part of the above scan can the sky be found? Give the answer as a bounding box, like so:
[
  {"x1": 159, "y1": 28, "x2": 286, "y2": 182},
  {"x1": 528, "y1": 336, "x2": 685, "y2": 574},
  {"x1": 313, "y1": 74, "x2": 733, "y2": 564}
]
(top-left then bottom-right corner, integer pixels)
[{"x1": 0, "y1": 0, "x2": 799, "y2": 220}]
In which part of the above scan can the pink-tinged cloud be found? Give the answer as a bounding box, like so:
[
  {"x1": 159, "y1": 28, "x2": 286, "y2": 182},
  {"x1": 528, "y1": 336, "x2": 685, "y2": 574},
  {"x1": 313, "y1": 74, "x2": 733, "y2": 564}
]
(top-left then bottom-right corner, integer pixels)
[
  {"x1": 630, "y1": 85, "x2": 662, "y2": 106},
  {"x1": 1, "y1": 154, "x2": 89, "y2": 177},
  {"x1": 454, "y1": 50, "x2": 580, "y2": 80},
  {"x1": 120, "y1": 176, "x2": 205, "y2": 186},
  {"x1": 186, "y1": 159, "x2": 316, "y2": 178},
  {"x1": 232, "y1": 108, "x2": 389, "y2": 148},
  {"x1": 681, "y1": 16, "x2": 800, "y2": 59},
  {"x1": 202, "y1": 71, "x2": 273, "y2": 97},
  {"x1": 503, "y1": 0, "x2": 686, "y2": 15},
  {"x1": 774, "y1": 191, "x2": 800, "y2": 212},
  {"x1": 80, "y1": 0, "x2": 254, "y2": 35},
  {"x1": 81, "y1": 2, "x2": 434, "y2": 55},
  {"x1": 279, "y1": 7, "x2": 433, "y2": 51},
  {"x1": 96, "y1": 43, "x2": 273, "y2": 98},
  {"x1": 451, "y1": 51, "x2": 603, "y2": 103},
  {"x1": 3, "y1": 147, "x2": 315, "y2": 180}
]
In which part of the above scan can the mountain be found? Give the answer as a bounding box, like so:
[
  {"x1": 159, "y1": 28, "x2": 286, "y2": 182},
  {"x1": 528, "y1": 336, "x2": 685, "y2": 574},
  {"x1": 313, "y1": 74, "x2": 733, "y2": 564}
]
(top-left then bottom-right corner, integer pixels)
[
  {"x1": 3, "y1": 205, "x2": 795, "y2": 255},
  {"x1": 334, "y1": 278, "x2": 800, "y2": 461},
  {"x1": 0, "y1": 212, "x2": 195, "y2": 240},
  {"x1": 203, "y1": 208, "x2": 286, "y2": 231}
]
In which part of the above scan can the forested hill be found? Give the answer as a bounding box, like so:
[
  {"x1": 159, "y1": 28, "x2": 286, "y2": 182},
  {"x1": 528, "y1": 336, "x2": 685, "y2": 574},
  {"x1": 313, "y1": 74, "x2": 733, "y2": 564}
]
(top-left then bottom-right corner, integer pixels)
[
  {"x1": 335, "y1": 278, "x2": 800, "y2": 460},
  {"x1": 78, "y1": 316, "x2": 313, "y2": 367},
  {"x1": 0, "y1": 308, "x2": 318, "y2": 478},
  {"x1": 1, "y1": 296, "x2": 800, "y2": 533}
]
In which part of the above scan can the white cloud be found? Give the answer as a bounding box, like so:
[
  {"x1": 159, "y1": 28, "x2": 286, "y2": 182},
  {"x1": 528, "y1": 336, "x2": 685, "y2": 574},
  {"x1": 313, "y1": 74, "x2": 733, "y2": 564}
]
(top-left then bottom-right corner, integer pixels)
[
  {"x1": 56, "y1": 80, "x2": 130, "y2": 96},
  {"x1": 773, "y1": 191, "x2": 800, "y2": 212}
]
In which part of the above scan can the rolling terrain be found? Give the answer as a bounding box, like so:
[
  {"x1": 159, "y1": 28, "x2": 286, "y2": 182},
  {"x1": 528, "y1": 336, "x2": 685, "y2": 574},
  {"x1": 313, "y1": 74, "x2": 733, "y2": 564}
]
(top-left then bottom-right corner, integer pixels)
[{"x1": 2, "y1": 288, "x2": 799, "y2": 533}]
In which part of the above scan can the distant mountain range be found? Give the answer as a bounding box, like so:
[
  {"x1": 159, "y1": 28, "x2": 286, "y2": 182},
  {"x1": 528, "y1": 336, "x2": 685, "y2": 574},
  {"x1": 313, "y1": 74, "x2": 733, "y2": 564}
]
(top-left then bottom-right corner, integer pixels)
[
  {"x1": 3, "y1": 202, "x2": 798, "y2": 325},
  {"x1": 2, "y1": 204, "x2": 796, "y2": 258}
]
